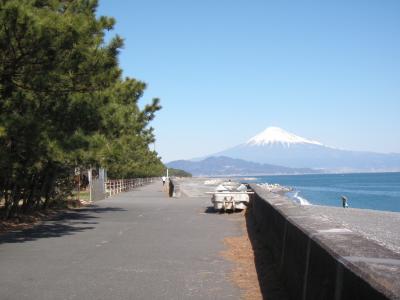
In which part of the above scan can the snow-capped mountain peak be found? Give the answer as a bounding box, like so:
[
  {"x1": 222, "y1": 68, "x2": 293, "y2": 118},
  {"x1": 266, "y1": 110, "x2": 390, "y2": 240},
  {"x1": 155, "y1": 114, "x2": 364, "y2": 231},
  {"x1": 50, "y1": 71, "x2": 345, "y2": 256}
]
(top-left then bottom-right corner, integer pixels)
[{"x1": 246, "y1": 126, "x2": 323, "y2": 147}]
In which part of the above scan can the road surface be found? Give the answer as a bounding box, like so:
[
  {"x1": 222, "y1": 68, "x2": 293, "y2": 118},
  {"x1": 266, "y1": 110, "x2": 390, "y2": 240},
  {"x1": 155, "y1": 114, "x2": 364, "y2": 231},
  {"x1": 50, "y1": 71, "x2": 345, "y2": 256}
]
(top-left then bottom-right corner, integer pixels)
[{"x1": 0, "y1": 182, "x2": 243, "y2": 300}]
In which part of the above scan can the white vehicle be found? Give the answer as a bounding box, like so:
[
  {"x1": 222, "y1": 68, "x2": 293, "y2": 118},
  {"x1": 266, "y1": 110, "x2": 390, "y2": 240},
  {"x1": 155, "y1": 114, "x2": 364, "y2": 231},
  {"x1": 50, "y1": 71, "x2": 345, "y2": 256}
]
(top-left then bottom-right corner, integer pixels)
[{"x1": 207, "y1": 183, "x2": 254, "y2": 212}]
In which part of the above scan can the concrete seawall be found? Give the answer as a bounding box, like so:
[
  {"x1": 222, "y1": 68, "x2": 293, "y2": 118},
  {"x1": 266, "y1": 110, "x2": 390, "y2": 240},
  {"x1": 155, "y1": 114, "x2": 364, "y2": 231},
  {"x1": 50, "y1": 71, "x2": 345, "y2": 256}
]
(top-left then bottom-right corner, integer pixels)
[{"x1": 249, "y1": 184, "x2": 400, "y2": 300}]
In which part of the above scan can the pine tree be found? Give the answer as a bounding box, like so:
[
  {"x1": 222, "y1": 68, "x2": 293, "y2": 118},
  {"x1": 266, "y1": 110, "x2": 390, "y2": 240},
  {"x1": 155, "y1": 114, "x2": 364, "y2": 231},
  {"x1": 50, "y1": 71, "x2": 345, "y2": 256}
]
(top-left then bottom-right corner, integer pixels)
[{"x1": 0, "y1": 0, "x2": 164, "y2": 218}]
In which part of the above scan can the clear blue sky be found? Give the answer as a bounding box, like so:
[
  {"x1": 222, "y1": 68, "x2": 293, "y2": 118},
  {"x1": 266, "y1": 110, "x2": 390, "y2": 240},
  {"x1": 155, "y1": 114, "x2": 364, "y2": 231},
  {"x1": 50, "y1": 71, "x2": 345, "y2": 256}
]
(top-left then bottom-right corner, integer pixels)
[{"x1": 97, "y1": 0, "x2": 400, "y2": 162}]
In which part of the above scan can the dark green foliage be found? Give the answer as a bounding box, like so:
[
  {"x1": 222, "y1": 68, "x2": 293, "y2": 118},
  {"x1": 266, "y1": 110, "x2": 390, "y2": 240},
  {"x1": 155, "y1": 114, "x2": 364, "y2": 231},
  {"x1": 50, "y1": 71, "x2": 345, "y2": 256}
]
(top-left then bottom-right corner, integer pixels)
[
  {"x1": 0, "y1": 0, "x2": 164, "y2": 218},
  {"x1": 167, "y1": 168, "x2": 192, "y2": 178}
]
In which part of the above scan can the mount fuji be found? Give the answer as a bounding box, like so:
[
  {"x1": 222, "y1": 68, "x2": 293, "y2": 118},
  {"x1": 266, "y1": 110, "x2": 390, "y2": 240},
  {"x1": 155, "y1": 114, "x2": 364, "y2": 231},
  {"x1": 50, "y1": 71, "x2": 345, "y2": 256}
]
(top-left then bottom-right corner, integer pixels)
[{"x1": 209, "y1": 127, "x2": 400, "y2": 172}]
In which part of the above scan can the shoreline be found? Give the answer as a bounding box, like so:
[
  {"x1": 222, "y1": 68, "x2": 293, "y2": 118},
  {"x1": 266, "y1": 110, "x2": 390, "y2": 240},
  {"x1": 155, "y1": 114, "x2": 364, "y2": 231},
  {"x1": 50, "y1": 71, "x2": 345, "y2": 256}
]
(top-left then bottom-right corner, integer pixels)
[
  {"x1": 241, "y1": 172, "x2": 400, "y2": 213},
  {"x1": 248, "y1": 181, "x2": 400, "y2": 255},
  {"x1": 256, "y1": 177, "x2": 400, "y2": 256}
]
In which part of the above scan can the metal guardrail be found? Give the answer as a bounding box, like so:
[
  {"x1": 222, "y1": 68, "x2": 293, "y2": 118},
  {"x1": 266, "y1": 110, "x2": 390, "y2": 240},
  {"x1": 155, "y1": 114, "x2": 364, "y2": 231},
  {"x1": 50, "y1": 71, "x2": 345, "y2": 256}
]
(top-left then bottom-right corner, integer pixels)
[{"x1": 105, "y1": 178, "x2": 157, "y2": 197}]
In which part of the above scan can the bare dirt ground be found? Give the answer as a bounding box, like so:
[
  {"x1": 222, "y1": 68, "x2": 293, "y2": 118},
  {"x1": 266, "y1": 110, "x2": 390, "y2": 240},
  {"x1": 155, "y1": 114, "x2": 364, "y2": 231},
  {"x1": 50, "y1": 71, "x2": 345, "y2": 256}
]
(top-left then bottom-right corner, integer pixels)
[
  {"x1": 0, "y1": 210, "x2": 62, "y2": 233},
  {"x1": 221, "y1": 208, "x2": 289, "y2": 300},
  {"x1": 221, "y1": 231, "x2": 262, "y2": 299},
  {"x1": 0, "y1": 199, "x2": 91, "y2": 234}
]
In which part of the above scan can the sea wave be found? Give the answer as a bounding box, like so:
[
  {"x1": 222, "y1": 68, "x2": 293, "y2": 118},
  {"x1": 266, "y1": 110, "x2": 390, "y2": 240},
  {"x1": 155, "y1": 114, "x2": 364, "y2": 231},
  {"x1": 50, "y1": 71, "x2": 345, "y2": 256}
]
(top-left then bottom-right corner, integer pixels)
[{"x1": 290, "y1": 191, "x2": 311, "y2": 206}]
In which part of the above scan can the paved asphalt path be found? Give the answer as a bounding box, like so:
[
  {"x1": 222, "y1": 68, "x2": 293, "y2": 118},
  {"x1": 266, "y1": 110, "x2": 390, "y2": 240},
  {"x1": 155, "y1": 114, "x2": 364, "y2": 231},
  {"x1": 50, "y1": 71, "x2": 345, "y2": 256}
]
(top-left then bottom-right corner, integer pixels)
[{"x1": 0, "y1": 182, "x2": 243, "y2": 300}]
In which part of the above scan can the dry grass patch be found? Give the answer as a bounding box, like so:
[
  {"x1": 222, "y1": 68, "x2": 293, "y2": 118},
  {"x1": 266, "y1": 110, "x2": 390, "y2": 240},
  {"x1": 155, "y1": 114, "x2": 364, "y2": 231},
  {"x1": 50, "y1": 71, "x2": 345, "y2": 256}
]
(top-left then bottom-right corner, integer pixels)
[{"x1": 221, "y1": 233, "x2": 263, "y2": 300}]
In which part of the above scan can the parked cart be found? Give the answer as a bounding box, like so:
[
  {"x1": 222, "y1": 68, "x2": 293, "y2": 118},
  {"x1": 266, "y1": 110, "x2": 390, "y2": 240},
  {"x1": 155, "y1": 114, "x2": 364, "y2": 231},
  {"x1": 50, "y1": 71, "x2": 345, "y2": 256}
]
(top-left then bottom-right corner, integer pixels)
[{"x1": 206, "y1": 182, "x2": 254, "y2": 212}]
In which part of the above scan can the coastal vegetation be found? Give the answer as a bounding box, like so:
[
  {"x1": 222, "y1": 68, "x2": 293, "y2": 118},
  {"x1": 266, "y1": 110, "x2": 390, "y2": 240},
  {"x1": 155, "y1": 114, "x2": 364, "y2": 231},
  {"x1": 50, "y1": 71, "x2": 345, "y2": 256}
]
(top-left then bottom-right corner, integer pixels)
[
  {"x1": 0, "y1": 0, "x2": 164, "y2": 218},
  {"x1": 167, "y1": 168, "x2": 192, "y2": 178}
]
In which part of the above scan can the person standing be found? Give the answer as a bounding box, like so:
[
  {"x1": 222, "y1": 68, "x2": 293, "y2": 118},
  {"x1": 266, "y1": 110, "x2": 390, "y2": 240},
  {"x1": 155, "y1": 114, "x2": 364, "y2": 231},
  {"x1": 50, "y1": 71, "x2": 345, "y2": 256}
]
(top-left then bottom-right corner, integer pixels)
[{"x1": 341, "y1": 196, "x2": 348, "y2": 208}]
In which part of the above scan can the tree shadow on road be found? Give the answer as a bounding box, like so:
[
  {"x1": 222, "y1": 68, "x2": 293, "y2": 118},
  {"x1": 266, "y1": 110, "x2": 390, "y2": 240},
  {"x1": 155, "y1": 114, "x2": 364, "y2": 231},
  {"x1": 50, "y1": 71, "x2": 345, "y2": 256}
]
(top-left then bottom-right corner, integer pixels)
[
  {"x1": 245, "y1": 208, "x2": 289, "y2": 300},
  {"x1": 0, "y1": 206, "x2": 127, "y2": 245}
]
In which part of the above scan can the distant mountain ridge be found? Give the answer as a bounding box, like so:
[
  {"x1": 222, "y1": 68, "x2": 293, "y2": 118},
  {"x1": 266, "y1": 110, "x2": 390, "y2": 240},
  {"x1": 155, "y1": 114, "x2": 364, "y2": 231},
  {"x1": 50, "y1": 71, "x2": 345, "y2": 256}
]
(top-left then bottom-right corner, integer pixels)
[
  {"x1": 166, "y1": 156, "x2": 319, "y2": 176},
  {"x1": 211, "y1": 127, "x2": 400, "y2": 172}
]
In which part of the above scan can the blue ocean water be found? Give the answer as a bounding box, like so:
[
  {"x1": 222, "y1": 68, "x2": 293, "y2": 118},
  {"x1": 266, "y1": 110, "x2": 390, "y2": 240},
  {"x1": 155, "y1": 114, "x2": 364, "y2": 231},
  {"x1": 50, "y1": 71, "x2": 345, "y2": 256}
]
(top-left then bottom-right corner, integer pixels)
[{"x1": 250, "y1": 172, "x2": 400, "y2": 213}]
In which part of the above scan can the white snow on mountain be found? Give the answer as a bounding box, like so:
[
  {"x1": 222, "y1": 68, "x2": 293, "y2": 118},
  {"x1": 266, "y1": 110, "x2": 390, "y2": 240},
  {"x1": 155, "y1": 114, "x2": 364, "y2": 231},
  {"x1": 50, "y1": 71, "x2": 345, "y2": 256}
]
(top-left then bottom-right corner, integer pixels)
[{"x1": 246, "y1": 126, "x2": 323, "y2": 147}]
